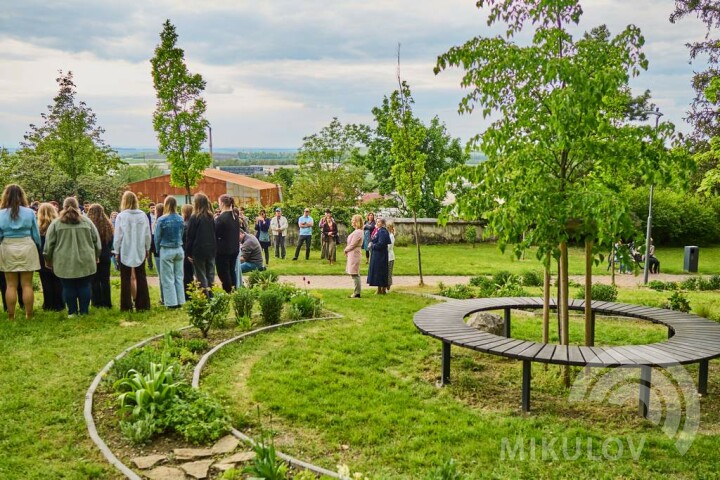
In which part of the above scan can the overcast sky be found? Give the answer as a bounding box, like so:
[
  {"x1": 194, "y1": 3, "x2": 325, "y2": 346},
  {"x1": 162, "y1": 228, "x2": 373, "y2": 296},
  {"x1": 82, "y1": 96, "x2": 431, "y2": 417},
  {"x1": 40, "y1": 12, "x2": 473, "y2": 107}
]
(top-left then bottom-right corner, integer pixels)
[{"x1": 0, "y1": 0, "x2": 709, "y2": 149}]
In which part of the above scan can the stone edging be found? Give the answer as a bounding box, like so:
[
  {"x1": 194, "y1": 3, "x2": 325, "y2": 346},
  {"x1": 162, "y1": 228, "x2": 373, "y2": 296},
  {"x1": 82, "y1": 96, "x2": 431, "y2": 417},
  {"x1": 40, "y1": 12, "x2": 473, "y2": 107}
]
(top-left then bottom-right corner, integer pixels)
[
  {"x1": 192, "y1": 314, "x2": 345, "y2": 479},
  {"x1": 85, "y1": 314, "x2": 344, "y2": 479}
]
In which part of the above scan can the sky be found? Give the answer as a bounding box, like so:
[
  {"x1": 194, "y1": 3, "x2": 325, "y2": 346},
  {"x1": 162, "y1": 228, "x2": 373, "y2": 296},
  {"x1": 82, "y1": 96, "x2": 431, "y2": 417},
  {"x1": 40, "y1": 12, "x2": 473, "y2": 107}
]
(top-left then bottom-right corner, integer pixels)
[{"x1": 0, "y1": 0, "x2": 709, "y2": 150}]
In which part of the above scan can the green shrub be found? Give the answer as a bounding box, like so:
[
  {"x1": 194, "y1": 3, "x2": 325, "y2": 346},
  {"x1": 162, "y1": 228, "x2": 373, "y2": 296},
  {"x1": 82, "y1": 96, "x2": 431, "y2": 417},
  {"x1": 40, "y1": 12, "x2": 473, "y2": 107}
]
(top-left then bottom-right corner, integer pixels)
[
  {"x1": 274, "y1": 282, "x2": 300, "y2": 302},
  {"x1": 521, "y1": 271, "x2": 542, "y2": 287},
  {"x1": 666, "y1": 291, "x2": 691, "y2": 313},
  {"x1": 575, "y1": 283, "x2": 618, "y2": 302},
  {"x1": 289, "y1": 293, "x2": 322, "y2": 319},
  {"x1": 164, "y1": 388, "x2": 232, "y2": 445},
  {"x1": 247, "y1": 270, "x2": 279, "y2": 289},
  {"x1": 258, "y1": 287, "x2": 285, "y2": 325},
  {"x1": 439, "y1": 284, "x2": 476, "y2": 299},
  {"x1": 393, "y1": 233, "x2": 413, "y2": 247},
  {"x1": 106, "y1": 347, "x2": 163, "y2": 385},
  {"x1": 114, "y1": 362, "x2": 184, "y2": 420},
  {"x1": 181, "y1": 338, "x2": 209, "y2": 353},
  {"x1": 681, "y1": 277, "x2": 699, "y2": 291},
  {"x1": 709, "y1": 275, "x2": 720, "y2": 290},
  {"x1": 231, "y1": 288, "x2": 256, "y2": 320},
  {"x1": 494, "y1": 283, "x2": 528, "y2": 297},
  {"x1": 665, "y1": 281, "x2": 679, "y2": 291},
  {"x1": 119, "y1": 413, "x2": 157, "y2": 445},
  {"x1": 697, "y1": 276, "x2": 715, "y2": 291},
  {"x1": 492, "y1": 271, "x2": 513, "y2": 286},
  {"x1": 469, "y1": 276, "x2": 491, "y2": 288},
  {"x1": 185, "y1": 283, "x2": 231, "y2": 337},
  {"x1": 648, "y1": 280, "x2": 666, "y2": 292},
  {"x1": 464, "y1": 226, "x2": 477, "y2": 247}
]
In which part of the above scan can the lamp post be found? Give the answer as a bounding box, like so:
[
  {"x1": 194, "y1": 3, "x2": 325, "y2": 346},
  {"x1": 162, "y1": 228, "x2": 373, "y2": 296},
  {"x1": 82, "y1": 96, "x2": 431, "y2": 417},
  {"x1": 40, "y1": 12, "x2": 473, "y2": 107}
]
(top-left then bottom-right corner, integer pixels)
[{"x1": 643, "y1": 108, "x2": 663, "y2": 285}]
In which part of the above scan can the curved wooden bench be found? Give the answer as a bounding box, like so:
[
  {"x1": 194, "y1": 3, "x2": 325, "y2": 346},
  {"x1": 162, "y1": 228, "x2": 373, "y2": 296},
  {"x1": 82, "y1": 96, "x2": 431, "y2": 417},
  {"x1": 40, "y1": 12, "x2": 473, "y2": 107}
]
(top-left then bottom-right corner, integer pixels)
[{"x1": 413, "y1": 297, "x2": 720, "y2": 415}]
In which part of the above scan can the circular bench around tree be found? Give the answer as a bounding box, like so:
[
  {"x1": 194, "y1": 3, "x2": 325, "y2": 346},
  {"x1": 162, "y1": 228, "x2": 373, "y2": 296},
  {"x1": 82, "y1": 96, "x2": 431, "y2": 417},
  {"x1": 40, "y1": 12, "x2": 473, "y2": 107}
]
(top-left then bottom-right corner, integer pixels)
[{"x1": 413, "y1": 297, "x2": 720, "y2": 416}]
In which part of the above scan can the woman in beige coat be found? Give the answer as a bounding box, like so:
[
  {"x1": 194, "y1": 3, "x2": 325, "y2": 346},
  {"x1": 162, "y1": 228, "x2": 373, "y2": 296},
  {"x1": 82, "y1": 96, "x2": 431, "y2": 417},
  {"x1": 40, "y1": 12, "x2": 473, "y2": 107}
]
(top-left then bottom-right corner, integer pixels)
[{"x1": 344, "y1": 214, "x2": 364, "y2": 298}]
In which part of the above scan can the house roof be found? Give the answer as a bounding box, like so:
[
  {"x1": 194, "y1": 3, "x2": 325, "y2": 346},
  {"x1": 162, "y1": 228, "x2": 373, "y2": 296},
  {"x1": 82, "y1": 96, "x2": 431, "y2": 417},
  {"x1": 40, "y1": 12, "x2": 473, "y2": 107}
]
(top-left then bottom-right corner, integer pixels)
[{"x1": 129, "y1": 168, "x2": 278, "y2": 191}]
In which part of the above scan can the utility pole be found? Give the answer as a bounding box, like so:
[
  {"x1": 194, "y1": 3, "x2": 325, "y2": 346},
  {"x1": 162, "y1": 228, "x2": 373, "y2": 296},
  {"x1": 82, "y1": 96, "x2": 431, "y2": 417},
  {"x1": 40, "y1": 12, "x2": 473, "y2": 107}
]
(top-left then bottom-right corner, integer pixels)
[
  {"x1": 208, "y1": 125, "x2": 214, "y2": 169},
  {"x1": 643, "y1": 108, "x2": 663, "y2": 285}
]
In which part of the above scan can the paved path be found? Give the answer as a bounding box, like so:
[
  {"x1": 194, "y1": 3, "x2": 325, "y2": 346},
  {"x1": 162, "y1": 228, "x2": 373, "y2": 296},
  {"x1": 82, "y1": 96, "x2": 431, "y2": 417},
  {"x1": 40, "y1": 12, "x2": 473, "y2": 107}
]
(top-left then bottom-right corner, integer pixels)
[{"x1": 146, "y1": 273, "x2": 693, "y2": 289}]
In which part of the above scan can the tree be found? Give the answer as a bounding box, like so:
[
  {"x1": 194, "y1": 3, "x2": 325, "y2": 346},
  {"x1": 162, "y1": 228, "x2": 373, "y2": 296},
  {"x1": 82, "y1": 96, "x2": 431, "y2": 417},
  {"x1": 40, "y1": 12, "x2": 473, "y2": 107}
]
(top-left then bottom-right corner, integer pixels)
[
  {"x1": 290, "y1": 117, "x2": 369, "y2": 208},
  {"x1": 21, "y1": 71, "x2": 121, "y2": 193},
  {"x1": 435, "y1": 1, "x2": 686, "y2": 354},
  {"x1": 115, "y1": 161, "x2": 164, "y2": 186},
  {"x1": 151, "y1": 20, "x2": 211, "y2": 201},
  {"x1": 361, "y1": 100, "x2": 468, "y2": 217}
]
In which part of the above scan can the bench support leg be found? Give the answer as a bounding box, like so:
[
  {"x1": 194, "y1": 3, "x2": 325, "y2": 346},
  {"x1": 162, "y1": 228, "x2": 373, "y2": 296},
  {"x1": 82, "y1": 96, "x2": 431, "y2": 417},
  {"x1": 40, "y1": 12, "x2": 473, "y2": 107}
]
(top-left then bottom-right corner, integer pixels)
[
  {"x1": 668, "y1": 328, "x2": 674, "y2": 339},
  {"x1": 441, "y1": 342, "x2": 451, "y2": 386},
  {"x1": 639, "y1": 366, "x2": 652, "y2": 418},
  {"x1": 698, "y1": 360, "x2": 709, "y2": 395},
  {"x1": 522, "y1": 360, "x2": 531, "y2": 413},
  {"x1": 504, "y1": 308, "x2": 511, "y2": 338}
]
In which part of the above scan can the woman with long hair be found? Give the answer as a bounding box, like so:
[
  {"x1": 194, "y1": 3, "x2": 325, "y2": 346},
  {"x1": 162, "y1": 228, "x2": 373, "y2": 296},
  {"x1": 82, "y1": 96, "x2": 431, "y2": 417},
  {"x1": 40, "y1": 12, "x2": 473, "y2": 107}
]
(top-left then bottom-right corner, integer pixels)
[
  {"x1": 322, "y1": 210, "x2": 338, "y2": 265},
  {"x1": 362, "y1": 212, "x2": 376, "y2": 264},
  {"x1": 155, "y1": 196, "x2": 186, "y2": 308},
  {"x1": 186, "y1": 193, "x2": 217, "y2": 291},
  {"x1": 254, "y1": 209, "x2": 271, "y2": 266},
  {"x1": 44, "y1": 197, "x2": 101, "y2": 316},
  {"x1": 0, "y1": 184, "x2": 41, "y2": 320},
  {"x1": 37, "y1": 203, "x2": 65, "y2": 311},
  {"x1": 153, "y1": 203, "x2": 165, "y2": 304},
  {"x1": 215, "y1": 195, "x2": 240, "y2": 292},
  {"x1": 87, "y1": 204, "x2": 113, "y2": 308},
  {"x1": 114, "y1": 191, "x2": 151, "y2": 311},
  {"x1": 344, "y1": 214, "x2": 364, "y2": 298},
  {"x1": 181, "y1": 203, "x2": 194, "y2": 294}
]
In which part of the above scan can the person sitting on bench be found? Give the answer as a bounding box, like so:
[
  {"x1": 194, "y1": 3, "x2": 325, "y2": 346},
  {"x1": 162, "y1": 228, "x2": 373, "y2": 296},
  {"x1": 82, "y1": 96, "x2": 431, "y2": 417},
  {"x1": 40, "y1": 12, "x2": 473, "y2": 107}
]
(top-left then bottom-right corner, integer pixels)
[
  {"x1": 237, "y1": 228, "x2": 265, "y2": 287},
  {"x1": 645, "y1": 238, "x2": 660, "y2": 274}
]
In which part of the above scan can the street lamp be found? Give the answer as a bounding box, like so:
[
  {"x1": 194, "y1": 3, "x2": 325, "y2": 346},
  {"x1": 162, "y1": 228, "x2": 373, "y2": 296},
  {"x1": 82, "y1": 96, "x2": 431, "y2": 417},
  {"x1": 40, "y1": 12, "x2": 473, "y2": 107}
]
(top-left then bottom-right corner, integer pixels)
[{"x1": 643, "y1": 108, "x2": 663, "y2": 285}]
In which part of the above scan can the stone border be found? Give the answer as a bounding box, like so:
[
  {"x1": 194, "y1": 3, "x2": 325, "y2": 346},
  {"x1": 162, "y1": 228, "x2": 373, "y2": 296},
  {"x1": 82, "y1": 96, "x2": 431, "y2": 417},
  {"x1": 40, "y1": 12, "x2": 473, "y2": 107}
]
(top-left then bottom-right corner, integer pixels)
[{"x1": 85, "y1": 314, "x2": 344, "y2": 479}]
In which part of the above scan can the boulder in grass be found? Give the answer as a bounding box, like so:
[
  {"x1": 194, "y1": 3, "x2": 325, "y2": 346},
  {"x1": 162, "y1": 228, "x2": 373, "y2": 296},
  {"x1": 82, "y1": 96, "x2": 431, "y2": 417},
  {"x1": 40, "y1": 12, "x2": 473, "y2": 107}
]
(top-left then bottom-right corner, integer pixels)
[{"x1": 466, "y1": 312, "x2": 504, "y2": 336}]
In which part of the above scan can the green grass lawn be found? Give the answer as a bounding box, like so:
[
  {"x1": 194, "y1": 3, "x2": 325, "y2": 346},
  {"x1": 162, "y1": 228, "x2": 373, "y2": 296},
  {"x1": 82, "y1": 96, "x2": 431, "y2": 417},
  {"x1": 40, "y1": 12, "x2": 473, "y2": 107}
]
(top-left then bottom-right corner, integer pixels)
[
  {"x1": 259, "y1": 243, "x2": 720, "y2": 277},
  {"x1": 201, "y1": 290, "x2": 720, "y2": 479}
]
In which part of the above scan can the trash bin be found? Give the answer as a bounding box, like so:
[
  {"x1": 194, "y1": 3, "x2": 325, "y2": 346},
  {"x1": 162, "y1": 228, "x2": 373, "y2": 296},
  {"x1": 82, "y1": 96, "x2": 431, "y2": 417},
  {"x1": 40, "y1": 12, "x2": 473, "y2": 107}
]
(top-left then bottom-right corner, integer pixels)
[{"x1": 684, "y1": 246, "x2": 699, "y2": 273}]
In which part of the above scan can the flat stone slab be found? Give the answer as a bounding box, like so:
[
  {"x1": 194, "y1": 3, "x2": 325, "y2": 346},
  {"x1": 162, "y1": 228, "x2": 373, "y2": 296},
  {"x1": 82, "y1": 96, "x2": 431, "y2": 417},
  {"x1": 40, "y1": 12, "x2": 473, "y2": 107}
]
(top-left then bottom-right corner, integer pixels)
[
  {"x1": 211, "y1": 462, "x2": 236, "y2": 472},
  {"x1": 211, "y1": 434, "x2": 240, "y2": 455},
  {"x1": 217, "y1": 450, "x2": 256, "y2": 465},
  {"x1": 173, "y1": 448, "x2": 213, "y2": 461},
  {"x1": 181, "y1": 459, "x2": 214, "y2": 479},
  {"x1": 132, "y1": 454, "x2": 166, "y2": 469},
  {"x1": 143, "y1": 466, "x2": 186, "y2": 480}
]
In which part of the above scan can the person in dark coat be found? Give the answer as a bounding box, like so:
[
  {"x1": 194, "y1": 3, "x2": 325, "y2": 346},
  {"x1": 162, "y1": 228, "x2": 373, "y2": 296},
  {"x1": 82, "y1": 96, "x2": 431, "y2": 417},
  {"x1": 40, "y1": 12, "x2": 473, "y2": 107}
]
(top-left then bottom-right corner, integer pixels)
[
  {"x1": 215, "y1": 195, "x2": 240, "y2": 293},
  {"x1": 367, "y1": 218, "x2": 390, "y2": 294},
  {"x1": 87, "y1": 204, "x2": 114, "y2": 308},
  {"x1": 36, "y1": 203, "x2": 64, "y2": 311},
  {"x1": 186, "y1": 193, "x2": 217, "y2": 292},
  {"x1": 181, "y1": 204, "x2": 194, "y2": 295}
]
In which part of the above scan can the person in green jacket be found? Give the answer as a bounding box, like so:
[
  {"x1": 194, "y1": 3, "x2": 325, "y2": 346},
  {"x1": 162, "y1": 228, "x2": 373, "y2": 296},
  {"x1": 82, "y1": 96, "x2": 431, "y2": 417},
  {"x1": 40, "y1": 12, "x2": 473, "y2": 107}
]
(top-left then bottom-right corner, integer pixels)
[{"x1": 44, "y1": 197, "x2": 101, "y2": 317}]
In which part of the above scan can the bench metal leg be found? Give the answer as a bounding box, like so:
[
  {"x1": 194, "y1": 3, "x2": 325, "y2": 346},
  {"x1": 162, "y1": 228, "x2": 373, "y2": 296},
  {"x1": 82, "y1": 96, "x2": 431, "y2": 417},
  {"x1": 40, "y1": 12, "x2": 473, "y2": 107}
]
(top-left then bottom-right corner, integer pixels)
[
  {"x1": 504, "y1": 308, "x2": 511, "y2": 338},
  {"x1": 699, "y1": 360, "x2": 709, "y2": 395},
  {"x1": 441, "y1": 341, "x2": 451, "y2": 385},
  {"x1": 639, "y1": 366, "x2": 652, "y2": 418},
  {"x1": 522, "y1": 360, "x2": 531, "y2": 412},
  {"x1": 668, "y1": 328, "x2": 674, "y2": 339}
]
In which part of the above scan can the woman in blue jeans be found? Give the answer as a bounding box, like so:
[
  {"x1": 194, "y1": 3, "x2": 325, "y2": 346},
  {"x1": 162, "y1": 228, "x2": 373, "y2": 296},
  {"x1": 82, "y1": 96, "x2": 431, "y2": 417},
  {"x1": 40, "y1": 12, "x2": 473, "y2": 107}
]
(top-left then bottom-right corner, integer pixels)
[{"x1": 154, "y1": 197, "x2": 186, "y2": 308}]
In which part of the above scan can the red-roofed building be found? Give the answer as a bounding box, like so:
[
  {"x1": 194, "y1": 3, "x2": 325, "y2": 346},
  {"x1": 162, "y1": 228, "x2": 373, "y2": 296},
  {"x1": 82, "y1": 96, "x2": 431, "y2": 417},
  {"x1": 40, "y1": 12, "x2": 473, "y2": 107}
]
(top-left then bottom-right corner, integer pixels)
[{"x1": 126, "y1": 169, "x2": 282, "y2": 206}]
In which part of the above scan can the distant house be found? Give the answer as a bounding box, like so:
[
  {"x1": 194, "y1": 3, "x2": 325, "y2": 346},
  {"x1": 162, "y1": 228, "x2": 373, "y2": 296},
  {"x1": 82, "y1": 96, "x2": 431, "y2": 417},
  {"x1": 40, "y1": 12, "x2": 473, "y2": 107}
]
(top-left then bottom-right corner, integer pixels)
[{"x1": 126, "y1": 169, "x2": 282, "y2": 206}]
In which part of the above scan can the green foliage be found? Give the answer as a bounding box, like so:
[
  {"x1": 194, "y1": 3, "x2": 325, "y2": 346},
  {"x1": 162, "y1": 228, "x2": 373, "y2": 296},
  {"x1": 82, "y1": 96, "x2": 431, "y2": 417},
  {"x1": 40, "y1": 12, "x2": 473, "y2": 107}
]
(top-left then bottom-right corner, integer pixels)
[
  {"x1": 469, "y1": 275, "x2": 492, "y2": 288},
  {"x1": 151, "y1": 20, "x2": 211, "y2": 198},
  {"x1": 247, "y1": 270, "x2": 279, "y2": 289},
  {"x1": 231, "y1": 287, "x2": 256, "y2": 320},
  {"x1": 220, "y1": 468, "x2": 243, "y2": 480},
  {"x1": 114, "y1": 362, "x2": 183, "y2": 419},
  {"x1": 242, "y1": 432, "x2": 288, "y2": 480},
  {"x1": 648, "y1": 280, "x2": 666, "y2": 292},
  {"x1": 574, "y1": 283, "x2": 618, "y2": 302},
  {"x1": 393, "y1": 233, "x2": 413, "y2": 247},
  {"x1": 119, "y1": 413, "x2": 157, "y2": 445},
  {"x1": 185, "y1": 283, "x2": 231, "y2": 337},
  {"x1": 521, "y1": 271, "x2": 542, "y2": 287},
  {"x1": 258, "y1": 287, "x2": 285, "y2": 325},
  {"x1": 492, "y1": 271, "x2": 513, "y2": 286},
  {"x1": 681, "y1": 277, "x2": 699, "y2": 291},
  {"x1": 666, "y1": 291, "x2": 691, "y2": 312},
  {"x1": 709, "y1": 275, "x2": 720, "y2": 290},
  {"x1": 464, "y1": 226, "x2": 477, "y2": 247},
  {"x1": 163, "y1": 387, "x2": 232, "y2": 445},
  {"x1": 425, "y1": 458, "x2": 465, "y2": 480},
  {"x1": 439, "y1": 284, "x2": 476, "y2": 299},
  {"x1": 289, "y1": 292, "x2": 323, "y2": 319},
  {"x1": 106, "y1": 347, "x2": 163, "y2": 385}
]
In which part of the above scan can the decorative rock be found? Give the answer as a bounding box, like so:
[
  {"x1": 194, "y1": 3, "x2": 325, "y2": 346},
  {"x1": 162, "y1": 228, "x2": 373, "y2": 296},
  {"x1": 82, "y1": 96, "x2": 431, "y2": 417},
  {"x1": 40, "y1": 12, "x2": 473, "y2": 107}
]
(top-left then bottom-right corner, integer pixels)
[
  {"x1": 131, "y1": 454, "x2": 166, "y2": 469},
  {"x1": 211, "y1": 462, "x2": 237, "y2": 472},
  {"x1": 181, "y1": 459, "x2": 214, "y2": 479},
  {"x1": 143, "y1": 466, "x2": 186, "y2": 480},
  {"x1": 173, "y1": 448, "x2": 213, "y2": 461},
  {"x1": 466, "y1": 312, "x2": 505, "y2": 336},
  {"x1": 217, "y1": 450, "x2": 256, "y2": 465},
  {"x1": 211, "y1": 434, "x2": 240, "y2": 455}
]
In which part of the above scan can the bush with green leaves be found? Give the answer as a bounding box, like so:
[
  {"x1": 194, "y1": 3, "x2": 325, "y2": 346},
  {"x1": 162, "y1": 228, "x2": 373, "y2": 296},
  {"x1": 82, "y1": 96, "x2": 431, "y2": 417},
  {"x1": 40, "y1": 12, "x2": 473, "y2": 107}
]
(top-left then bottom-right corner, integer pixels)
[
  {"x1": 666, "y1": 291, "x2": 691, "y2": 313},
  {"x1": 114, "y1": 362, "x2": 184, "y2": 420},
  {"x1": 247, "y1": 269, "x2": 279, "y2": 289},
  {"x1": 575, "y1": 283, "x2": 618, "y2": 302},
  {"x1": 258, "y1": 287, "x2": 286, "y2": 325},
  {"x1": 185, "y1": 283, "x2": 231, "y2": 337},
  {"x1": 521, "y1": 271, "x2": 542, "y2": 287},
  {"x1": 231, "y1": 287, "x2": 256, "y2": 320},
  {"x1": 492, "y1": 270, "x2": 513, "y2": 286},
  {"x1": 709, "y1": 275, "x2": 720, "y2": 290},
  {"x1": 648, "y1": 280, "x2": 666, "y2": 292},
  {"x1": 495, "y1": 283, "x2": 528, "y2": 298},
  {"x1": 393, "y1": 233, "x2": 413, "y2": 247},
  {"x1": 119, "y1": 413, "x2": 157, "y2": 445},
  {"x1": 163, "y1": 387, "x2": 232, "y2": 445},
  {"x1": 106, "y1": 347, "x2": 163, "y2": 385},
  {"x1": 464, "y1": 226, "x2": 477, "y2": 247},
  {"x1": 681, "y1": 277, "x2": 699, "y2": 291},
  {"x1": 289, "y1": 292, "x2": 323, "y2": 319},
  {"x1": 439, "y1": 284, "x2": 475, "y2": 299}
]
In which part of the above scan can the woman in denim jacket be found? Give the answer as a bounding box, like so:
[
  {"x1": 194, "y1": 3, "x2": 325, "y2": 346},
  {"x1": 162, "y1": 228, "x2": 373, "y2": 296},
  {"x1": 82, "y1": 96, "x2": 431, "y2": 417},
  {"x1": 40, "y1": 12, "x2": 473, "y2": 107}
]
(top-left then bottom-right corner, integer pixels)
[{"x1": 154, "y1": 197, "x2": 186, "y2": 308}]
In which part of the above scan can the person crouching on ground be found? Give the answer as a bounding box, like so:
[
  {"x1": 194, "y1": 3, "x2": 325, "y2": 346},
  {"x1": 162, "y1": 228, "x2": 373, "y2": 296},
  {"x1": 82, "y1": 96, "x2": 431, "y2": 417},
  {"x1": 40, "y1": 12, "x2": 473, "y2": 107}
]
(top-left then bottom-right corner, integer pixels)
[
  {"x1": 344, "y1": 214, "x2": 364, "y2": 298},
  {"x1": 237, "y1": 228, "x2": 265, "y2": 287}
]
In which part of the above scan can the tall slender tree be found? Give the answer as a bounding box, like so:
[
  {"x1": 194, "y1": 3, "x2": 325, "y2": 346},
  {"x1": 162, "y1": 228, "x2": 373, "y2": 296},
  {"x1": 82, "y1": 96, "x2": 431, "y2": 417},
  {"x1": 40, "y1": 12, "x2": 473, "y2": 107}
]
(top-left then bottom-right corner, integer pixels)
[{"x1": 151, "y1": 20, "x2": 211, "y2": 201}]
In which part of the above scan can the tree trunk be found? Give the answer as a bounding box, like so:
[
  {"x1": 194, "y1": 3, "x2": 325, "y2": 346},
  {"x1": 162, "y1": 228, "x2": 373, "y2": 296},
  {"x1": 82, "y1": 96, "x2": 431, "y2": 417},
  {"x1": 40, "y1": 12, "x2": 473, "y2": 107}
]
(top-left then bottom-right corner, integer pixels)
[
  {"x1": 185, "y1": 179, "x2": 192, "y2": 205},
  {"x1": 559, "y1": 241, "x2": 570, "y2": 388},
  {"x1": 543, "y1": 257, "x2": 550, "y2": 344},
  {"x1": 584, "y1": 238, "x2": 594, "y2": 346},
  {"x1": 413, "y1": 208, "x2": 424, "y2": 286}
]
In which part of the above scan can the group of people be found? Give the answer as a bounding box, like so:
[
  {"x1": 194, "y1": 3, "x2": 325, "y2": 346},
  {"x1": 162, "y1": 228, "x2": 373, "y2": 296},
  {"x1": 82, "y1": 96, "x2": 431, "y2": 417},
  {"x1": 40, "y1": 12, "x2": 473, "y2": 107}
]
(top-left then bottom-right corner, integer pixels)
[
  {"x1": 608, "y1": 239, "x2": 660, "y2": 274},
  {"x1": 344, "y1": 212, "x2": 395, "y2": 297}
]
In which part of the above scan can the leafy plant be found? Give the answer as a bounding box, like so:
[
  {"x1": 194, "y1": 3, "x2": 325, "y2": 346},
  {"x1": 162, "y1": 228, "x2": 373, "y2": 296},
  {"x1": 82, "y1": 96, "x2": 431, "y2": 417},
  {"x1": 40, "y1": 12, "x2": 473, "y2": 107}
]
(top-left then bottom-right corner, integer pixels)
[
  {"x1": 119, "y1": 413, "x2": 157, "y2": 445},
  {"x1": 492, "y1": 271, "x2": 513, "y2": 286},
  {"x1": 648, "y1": 280, "x2": 666, "y2": 292},
  {"x1": 114, "y1": 362, "x2": 184, "y2": 419},
  {"x1": 681, "y1": 276, "x2": 699, "y2": 291},
  {"x1": 666, "y1": 291, "x2": 691, "y2": 313},
  {"x1": 243, "y1": 432, "x2": 288, "y2": 480},
  {"x1": 258, "y1": 287, "x2": 286, "y2": 325},
  {"x1": 494, "y1": 283, "x2": 528, "y2": 298},
  {"x1": 439, "y1": 284, "x2": 475, "y2": 299},
  {"x1": 290, "y1": 293, "x2": 323, "y2": 319},
  {"x1": 393, "y1": 233, "x2": 413, "y2": 247},
  {"x1": 425, "y1": 458, "x2": 466, "y2": 480},
  {"x1": 163, "y1": 387, "x2": 232, "y2": 445},
  {"x1": 464, "y1": 226, "x2": 477, "y2": 247},
  {"x1": 247, "y1": 270, "x2": 279, "y2": 289},
  {"x1": 521, "y1": 270, "x2": 542, "y2": 287},
  {"x1": 182, "y1": 338, "x2": 209, "y2": 353},
  {"x1": 106, "y1": 347, "x2": 163, "y2": 385},
  {"x1": 575, "y1": 283, "x2": 618, "y2": 302},
  {"x1": 709, "y1": 275, "x2": 720, "y2": 290},
  {"x1": 185, "y1": 282, "x2": 231, "y2": 337},
  {"x1": 231, "y1": 287, "x2": 256, "y2": 320}
]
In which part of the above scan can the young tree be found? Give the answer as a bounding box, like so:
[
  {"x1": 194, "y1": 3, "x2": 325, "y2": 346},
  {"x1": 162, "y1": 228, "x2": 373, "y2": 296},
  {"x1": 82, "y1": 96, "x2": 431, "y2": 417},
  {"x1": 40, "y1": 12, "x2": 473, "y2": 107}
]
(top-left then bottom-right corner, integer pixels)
[
  {"x1": 436, "y1": 1, "x2": 686, "y2": 352},
  {"x1": 151, "y1": 20, "x2": 211, "y2": 201},
  {"x1": 21, "y1": 71, "x2": 121, "y2": 194},
  {"x1": 290, "y1": 117, "x2": 369, "y2": 207}
]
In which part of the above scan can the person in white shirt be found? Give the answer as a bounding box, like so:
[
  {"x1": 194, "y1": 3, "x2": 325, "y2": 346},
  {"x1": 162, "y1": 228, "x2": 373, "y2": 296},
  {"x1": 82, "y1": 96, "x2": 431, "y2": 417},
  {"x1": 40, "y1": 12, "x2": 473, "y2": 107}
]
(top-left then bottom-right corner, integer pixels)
[
  {"x1": 386, "y1": 221, "x2": 396, "y2": 290},
  {"x1": 114, "y1": 191, "x2": 152, "y2": 311},
  {"x1": 270, "y1": 208, "x2": 288, "y2": 259}
]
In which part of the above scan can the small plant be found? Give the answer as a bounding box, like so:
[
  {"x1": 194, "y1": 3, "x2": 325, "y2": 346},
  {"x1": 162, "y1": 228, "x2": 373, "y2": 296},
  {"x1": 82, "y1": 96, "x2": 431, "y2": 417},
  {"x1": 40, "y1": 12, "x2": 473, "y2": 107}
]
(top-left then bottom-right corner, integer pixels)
[
  {"x1": 425, "y1": 458, "x2": 466, "y2": 480},
  {"x1": 182, "y1": 338, "x2": 209, "y2": 353},
  {"x1": 393, "y1": 233, "x2": 413, "y2": 247},
  {"x1": 221, "y1": 468, "x2": 244, "y2": 479},
  {"x1": 492, "y1": 270, "x2": 513, "y2": 286},
  {"x1": 665, "y1": 281, "x2": 679, "y2": 291},
  {"x1": 185, "y1": 282, "x2": 231, "y2": 337},
  {"x1": 494, "y1": 283, "x2": 528, "y2": 297},
  {"x1": 464, "y1": 226, "x2": 477, "y2": 248},
  {"x1": 290, "y1": 292, "x2": 323, "y2": 319},
  {"x1": 666, "y1": 291, "x2": 691, "y2": 313},
  {"x1": 243, "y1": 432, "x2": 288, "y2": 480},
  {"x1": 648, "y1": 280, "x2": 666, "y2": 292},
  {"x1": 709, "y1": 275, "x2": 720, "y2": 290},
  {"x1": 575, "y1": 283, "x2": 618, "y2": 302},
  {"x1": 258, "y1": 287, "x2": 286, "y2": 325},
  {"x1": 521, "y1": 271, "x2": 542, "y2": 287},
  {"x1": 231, "y1": 287, "x2": 256, "y2": 320},
  {"x1": 439, "y1": 284, "x2": 475, "y2": 299},
  {"x1": 106, "y1": 347, "x2": 163, "y2": 384},
  {"x1": 114, "y1": 362, "x2": 184, "y2": 419},
  {"x1": 119, "y1": 413, "x2": 157, "y2": 445},
  {"x1": 680, "y1": 276, "x2": 699, "y2": 291},
  {"x1": 469, "y1": 276, "x2": 492, "y2": 288},
  {"x1": 698, "y1": 276, "x2": 715, "y2": 291},
  {"x1": 247, "y1": 270, "x2": 279, "y2": 289},
  {"x1": 163, "y1": 387, "x2": 232, "y2": 445}
]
